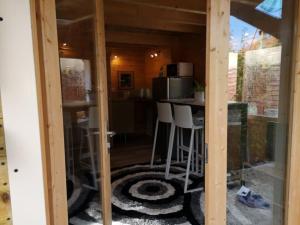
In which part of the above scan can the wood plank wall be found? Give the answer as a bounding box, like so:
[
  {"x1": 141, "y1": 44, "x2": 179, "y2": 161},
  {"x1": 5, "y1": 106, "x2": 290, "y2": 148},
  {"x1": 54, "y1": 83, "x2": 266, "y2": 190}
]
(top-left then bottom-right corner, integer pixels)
[
  {"x1": 58, "y1": 19, "x2": 207, "y2": 90},
  {"x1": 144, "y1": 48, "x2": 172, "y2": 88},
  {"x1": 109, "y1": 47, "x2": 147, "y2": 91}
]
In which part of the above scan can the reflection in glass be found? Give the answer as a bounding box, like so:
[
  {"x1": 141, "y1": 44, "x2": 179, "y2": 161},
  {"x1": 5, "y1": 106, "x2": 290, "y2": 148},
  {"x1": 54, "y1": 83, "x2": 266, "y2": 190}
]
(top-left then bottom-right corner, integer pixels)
[
  {"x1": 227, "y1": 1, "x2": 295, "y2": 224},
  {"x1": 55, "y1": 0, "x2": 103, "y2": 224}
]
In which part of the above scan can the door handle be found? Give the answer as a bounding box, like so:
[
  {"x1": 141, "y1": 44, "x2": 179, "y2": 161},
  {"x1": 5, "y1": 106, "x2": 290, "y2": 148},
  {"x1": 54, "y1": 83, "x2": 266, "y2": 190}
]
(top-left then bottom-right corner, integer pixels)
[
  {"x1": 107, "y1": 131, "x2": 116, "y2": 137},
  {"x1": 107, "y1": 131, "x2": 116, "y2": 151}
]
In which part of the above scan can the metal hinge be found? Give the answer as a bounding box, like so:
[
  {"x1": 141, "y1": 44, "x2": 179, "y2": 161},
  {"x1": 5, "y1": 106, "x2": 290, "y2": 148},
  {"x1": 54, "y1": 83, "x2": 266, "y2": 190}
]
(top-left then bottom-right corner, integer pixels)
[{"x1": 205, "y1": 143, "x2": 208, "y2": 164}]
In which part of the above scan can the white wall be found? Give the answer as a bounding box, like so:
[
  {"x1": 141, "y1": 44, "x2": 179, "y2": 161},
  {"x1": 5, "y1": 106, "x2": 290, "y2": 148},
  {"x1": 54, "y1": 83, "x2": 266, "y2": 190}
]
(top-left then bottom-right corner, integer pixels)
[{"x1": 0, "y1": 1, "x2": 47, "y2": 225}]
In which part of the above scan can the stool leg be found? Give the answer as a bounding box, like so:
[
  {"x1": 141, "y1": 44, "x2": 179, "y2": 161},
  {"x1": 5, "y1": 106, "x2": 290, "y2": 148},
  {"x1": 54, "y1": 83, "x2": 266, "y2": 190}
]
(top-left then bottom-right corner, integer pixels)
[
  {"x1": 196, "y1": 129, "x2": 199, "y2": 174},
  {"x1": 69, "y1": 127, "x2": 75, "y2": 181},
  {"x1": 184, "y1": 128, "x2": 195, "y2": 193},
  {"x1": 191, "y1": 142, "x2": 194, "y2": 172},
  {"x1": 165, "y1": 123, "x2": 175, "y2": 179},
  {"x1": 65, "y1": 128, "x2": 70, "y2": 178},
  {"x1": 87, "y1": 131, "x2": 98, "y2": 190},
  {"x1": 176, "y1": 127, "x2": 179, "y2": 163},
  {"x1": 201, "y1": 128, "x2": 205, "y2": 176},
  {"x1": 79, "y1": 129, "x2": 85, "y2": 160},
  {"x1": 150, "y1": 119, "x2": 159, "y2": 167},
  {"x1": 181, "y1": 128, "x2": 184, "y2": 162}
]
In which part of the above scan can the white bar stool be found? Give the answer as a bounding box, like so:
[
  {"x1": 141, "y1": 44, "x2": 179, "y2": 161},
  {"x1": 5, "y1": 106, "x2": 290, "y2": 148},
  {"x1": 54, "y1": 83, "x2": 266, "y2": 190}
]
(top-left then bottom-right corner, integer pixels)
[
  {"x1": 165, "y1": 104, "x2": 204, "y2": 193},
  {"x1": 78, "y1": 106, "x2": 99, "y2": 190},
  {"x1": 63, "y1": 111, "x2": 75, "y2": 180},
  {"x1": 150, "y1": 102, "x2": 176, "y2": 167}
]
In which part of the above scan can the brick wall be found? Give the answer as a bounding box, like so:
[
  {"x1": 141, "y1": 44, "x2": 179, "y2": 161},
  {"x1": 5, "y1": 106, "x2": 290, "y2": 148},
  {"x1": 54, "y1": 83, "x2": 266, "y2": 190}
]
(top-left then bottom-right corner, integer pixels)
[{"x1": 243, "y1": 46, "x2": 281, "y2": 117}]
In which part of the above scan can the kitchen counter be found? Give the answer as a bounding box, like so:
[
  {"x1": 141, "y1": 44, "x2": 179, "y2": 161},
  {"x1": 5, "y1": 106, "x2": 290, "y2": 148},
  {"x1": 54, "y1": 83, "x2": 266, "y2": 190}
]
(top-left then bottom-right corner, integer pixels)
[
  {"x1": 63, "y1": 100, "x2": 96, "y2": 108},
  {"x1": 158, "y1": 98, "x2": 248, "y2": 171},
  {"x1": 160, "y1": 98, "x2": 246, "y2": 107}
]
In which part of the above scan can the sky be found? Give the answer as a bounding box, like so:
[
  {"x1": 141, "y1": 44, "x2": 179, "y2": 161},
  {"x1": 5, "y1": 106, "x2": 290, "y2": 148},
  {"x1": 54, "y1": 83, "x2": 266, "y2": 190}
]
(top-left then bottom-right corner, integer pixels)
[{"x1": 230, "y1": 0, "x2": 282, "y2": 52}]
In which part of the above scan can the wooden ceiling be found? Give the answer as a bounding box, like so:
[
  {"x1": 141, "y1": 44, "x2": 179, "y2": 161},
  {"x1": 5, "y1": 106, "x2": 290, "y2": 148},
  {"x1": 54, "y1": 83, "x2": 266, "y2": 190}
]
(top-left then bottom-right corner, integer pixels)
[
  {"x1": 56, "y1": 0, "x2": 206, "y2": 33},
  {"x1": 56, "y1": 0, "x2": 274, "y2": 35}
]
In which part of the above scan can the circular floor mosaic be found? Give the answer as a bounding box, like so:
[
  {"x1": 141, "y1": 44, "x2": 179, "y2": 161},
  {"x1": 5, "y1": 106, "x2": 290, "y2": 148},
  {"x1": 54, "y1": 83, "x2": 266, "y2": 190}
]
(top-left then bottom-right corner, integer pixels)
[{"x1": 70, "y1": 164, "x2": 204, "y2": 225}]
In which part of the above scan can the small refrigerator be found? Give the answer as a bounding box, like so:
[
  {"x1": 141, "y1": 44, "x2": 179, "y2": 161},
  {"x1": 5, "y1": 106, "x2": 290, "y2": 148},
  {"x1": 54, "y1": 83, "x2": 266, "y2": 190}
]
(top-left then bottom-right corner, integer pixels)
[{"x1": 152, "y1": 77, "x2": 194, "y2": 100}]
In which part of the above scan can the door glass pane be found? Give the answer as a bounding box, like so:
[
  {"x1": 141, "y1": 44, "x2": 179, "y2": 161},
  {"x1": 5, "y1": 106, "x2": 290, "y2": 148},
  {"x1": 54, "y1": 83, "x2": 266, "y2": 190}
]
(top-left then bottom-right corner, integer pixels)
[
  {"x1": 0, "y1": 96, "x2": 13, "y2": 224},
  {"x1": 227, "y1": 0, "x2": 296, "y2": 224},
  {"x1": 55, "y1": 0, "x2": 104, "y2": 223}
]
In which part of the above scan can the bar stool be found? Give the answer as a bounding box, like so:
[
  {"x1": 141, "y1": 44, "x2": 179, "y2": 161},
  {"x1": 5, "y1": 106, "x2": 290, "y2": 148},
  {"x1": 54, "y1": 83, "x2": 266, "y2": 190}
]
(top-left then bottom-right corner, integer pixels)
[
  {"x1": 78, "y1": 106, "x2": 99, "y2": 190},
  {"x1": 63, "y1": 111, "x2": 75, "y2": 180},
  {"x1": 151, "y1": 102, "x2": 177, "y2": 167},
  {"x1": 165, "y1": 104, "x2": 204, "y2": 193}
]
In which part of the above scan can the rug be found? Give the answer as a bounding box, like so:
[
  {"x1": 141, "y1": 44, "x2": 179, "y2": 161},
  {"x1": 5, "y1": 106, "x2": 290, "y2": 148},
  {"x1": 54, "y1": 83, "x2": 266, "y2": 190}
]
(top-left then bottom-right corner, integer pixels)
[
  {"x1": 69, "y1": 164, "x2": 205, "y2": 225},
  {"x1": 68, "y1": 163, "x2": 274, "y2": 225}
]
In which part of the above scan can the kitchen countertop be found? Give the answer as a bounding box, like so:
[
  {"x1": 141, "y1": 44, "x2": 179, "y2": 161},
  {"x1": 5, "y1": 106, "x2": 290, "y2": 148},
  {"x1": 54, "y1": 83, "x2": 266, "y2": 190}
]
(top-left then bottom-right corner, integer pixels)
[
  {"x1": 160, "y1": 98, "x2": 246, "y2": 106},
  {"x1": 63, "y1": 100, "x2": 96, "y2": 108}
]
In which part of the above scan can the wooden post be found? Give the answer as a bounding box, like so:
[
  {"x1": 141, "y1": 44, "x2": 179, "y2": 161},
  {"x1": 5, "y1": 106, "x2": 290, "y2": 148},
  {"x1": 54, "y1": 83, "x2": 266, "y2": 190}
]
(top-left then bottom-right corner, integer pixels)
[
  {"x1": 94, "y1": 0, "x2": 112, "y2": 224},
  {"x1": 285, "y1": 1, "x2": 300, "y2": 224},
  {"x1": 31, "y1": 0, "x2": 69, "y2": 224},
  {"x1": 205, "y1": 0, "x2": 230, "y2": 225}
]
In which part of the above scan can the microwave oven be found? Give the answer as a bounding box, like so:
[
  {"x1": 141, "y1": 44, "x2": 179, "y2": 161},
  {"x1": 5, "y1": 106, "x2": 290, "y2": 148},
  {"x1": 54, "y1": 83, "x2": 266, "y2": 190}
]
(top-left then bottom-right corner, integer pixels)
[{"x1": 166, "y1": 62, "x2": 194, "y2": 77}]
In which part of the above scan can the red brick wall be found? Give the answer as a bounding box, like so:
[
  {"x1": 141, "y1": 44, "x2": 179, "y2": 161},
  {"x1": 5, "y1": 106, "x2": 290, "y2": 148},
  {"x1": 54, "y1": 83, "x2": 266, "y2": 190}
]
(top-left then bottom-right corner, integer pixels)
[{"x1": 243, "y1": 46, "x2": 281, "y2": 117}]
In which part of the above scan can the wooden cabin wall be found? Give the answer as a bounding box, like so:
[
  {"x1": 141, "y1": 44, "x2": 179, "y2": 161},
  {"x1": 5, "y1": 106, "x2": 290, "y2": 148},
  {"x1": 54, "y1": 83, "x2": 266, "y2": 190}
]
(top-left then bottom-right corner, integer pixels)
[
  {"x1": 109, "y1": 47, "x2": 147, "y2": 92},
  {"x1": 173, "y1": 32, "x2": 206, "y2": 85},
  {"x1": 57, "y1": 19, "x2": 206, "y2": 94},
  {"x1": 144, "y1": 48, "x2": 172, "y2": 88},
  {"x1": 57, "y1": 20, "x2": 94, "y2": 59}
]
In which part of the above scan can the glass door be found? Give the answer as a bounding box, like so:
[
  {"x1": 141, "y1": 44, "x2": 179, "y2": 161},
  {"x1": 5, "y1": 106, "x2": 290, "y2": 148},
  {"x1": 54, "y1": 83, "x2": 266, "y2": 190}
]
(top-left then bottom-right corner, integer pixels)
[
  {"x1": 226, "y1": 0, "x2": 297, "y2": 224},
  {"x1": 55, "y1": 0, "x2": 111, "y2": 224}
]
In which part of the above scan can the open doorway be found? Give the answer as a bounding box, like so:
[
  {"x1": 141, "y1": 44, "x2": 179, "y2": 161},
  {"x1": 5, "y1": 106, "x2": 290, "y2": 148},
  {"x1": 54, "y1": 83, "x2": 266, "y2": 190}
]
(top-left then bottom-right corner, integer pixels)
[
  {"x1": 104, "y1": 2, "x2": 207, "y2": 224},
  {"x1": 104, "y1": 9, "x2": 206, "y2": 170},
  {"x1": 56, "y1": 0, "x2": 207, "y2": 224}
]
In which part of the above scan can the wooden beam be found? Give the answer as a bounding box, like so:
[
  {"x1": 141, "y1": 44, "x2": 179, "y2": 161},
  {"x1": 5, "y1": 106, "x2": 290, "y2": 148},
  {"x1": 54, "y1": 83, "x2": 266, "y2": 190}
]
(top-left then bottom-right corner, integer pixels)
[
  {"x1": 30, "y1": 1, "x2": 52, "y2": 224},
  {"x1": 32, "y1": 0, "x2": 69, "y2": 225},
  {"x1": 106, "y1": 30, "x2": 176, "y2": 46},
  {"x1": 105, "y1": 14, "x2": 204, "y2": 33},
  {"x1": 94, "y1": 0, "x2": 112, "y2": 224},
  {"x1": 104, "y1": 1, "x2": 205, "y2": 33},
  {"x1": 56, "y1": 0, "x2": 93, "y2": 20},
  {"x1": 106, "y1": 0, "x2": 207, "y2": 14},
  {"x1": 105, "y1": 1, "x2": 206, "y2": 25},
  {"x1": 231, "y1": 1, "x2": 280, "y2": 39},
  {"x1": 285, "y1": 1, "x2": 300, "y2": 224},
  {"x1": 56, "y1": 0, "x2": 206, "y2": 33},
  {"x1": 205, "y1": 0, "x2": 230, "y2": 225},
  {"x1": 231, "y1": 0, "x2": 262, "y2": 7}
]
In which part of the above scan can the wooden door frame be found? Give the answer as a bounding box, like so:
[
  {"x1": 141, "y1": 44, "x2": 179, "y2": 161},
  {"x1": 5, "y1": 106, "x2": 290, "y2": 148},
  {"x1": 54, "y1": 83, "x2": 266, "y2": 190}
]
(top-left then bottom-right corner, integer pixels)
[
  {"x1": 94, "y1": 0, "x2": 112, "y2": 224},
  {"x1": 31, "y1": 0, "x2": 112, "y2": 224},
  {"x1": 205, "y1": 0, "x2": 300, "y2": 225},
  {"x1": 285, "y1": 0, "x2": 300, "y2": 224},
  {"x1": 205, "y1": 1, "x2": 230, "y2": 224},
  {"x1": 28, "y1": 0, "x2": 300, "y2": 224}
]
